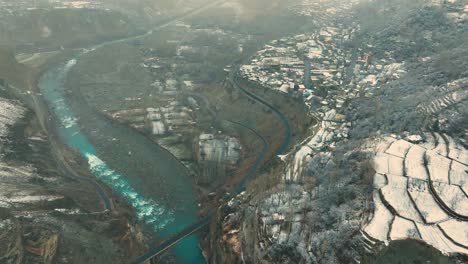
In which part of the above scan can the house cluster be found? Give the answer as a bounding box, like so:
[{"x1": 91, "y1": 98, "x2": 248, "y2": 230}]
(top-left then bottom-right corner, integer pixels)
[
  {"x1": 301, "y1": 28, "x2": 347, "y2": 87},
  {"x1": 289, "y1": 0, "x2": 362, "y2": 21},
  {"x1": 306, "y1": 45, "x2": 405, "y2": 145},
  {"x1": 239, "y1": 25, "x2": 349, "y2": 96},
  {"x1": 140, "y1": 48, "x2": 195, "y2": 97},
  {"x1": 240, "y1": 42, "x2": 305, "y2": 94},
  {"x1": 348, "y1": 49, "x2": 406, "y2": 98},
  {"x1": 239, "y1": 24, "x2": 350, "y2": 115},
  {"x1": 241, "y1": 17, "x2": 409, "y2": 152},
  {"x1": 198, "y1": 133, "x2": 242, "y2": 166},
  {"x1": 109, "y1": 100, "x2": 197, "y2": 136}
]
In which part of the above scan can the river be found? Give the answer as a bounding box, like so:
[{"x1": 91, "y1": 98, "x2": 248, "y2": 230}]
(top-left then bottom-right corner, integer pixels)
[
  {"x1": 35, "y1": 2, "x2": 234, "y2": 262},
  {"x1": 39, "y1": 47, "x2": 204, "y2": 264}
]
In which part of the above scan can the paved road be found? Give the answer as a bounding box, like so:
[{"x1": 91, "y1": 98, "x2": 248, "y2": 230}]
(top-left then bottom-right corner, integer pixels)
[
  {"x1": 229, "y1": 66, "x2": 293, "y2": 155},
  {"x1": 132, "y1": 65, "x2": 294, "y2": 263},
  {"x1": 7, "y1": 1, "x2": 274, "y2": 262},
  {"x1": 18, "y1": 0, "x2": 230, "y2": 214},
  {"x1": 131, "y1": 216, "x2": 212, "y2": 264},
  {"x1": 131, "y1": 118, "x2": 270, "y2": 264},
  {"x1": 131, "y1": 3, "x2": 431, "y2": 259}
]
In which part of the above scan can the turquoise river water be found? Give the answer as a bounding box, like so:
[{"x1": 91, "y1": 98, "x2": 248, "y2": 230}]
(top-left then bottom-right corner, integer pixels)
[{"x1": 39, "y1": 57, "x2": 205, "y2": 263}]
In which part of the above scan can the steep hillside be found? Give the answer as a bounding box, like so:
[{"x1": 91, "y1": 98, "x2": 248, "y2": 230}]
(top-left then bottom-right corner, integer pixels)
[{"x1": 206, "y1": 0, "x2": 467, "y2": 263}]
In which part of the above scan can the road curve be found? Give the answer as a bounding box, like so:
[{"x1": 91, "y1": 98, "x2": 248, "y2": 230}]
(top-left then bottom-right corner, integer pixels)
[
  {"x1": 25, "y1": 0, "x2": 293, "y2": 260},
  {"x1": 132, "y1": 67, "x2": 293, "y2": 263},
  {"x1": 131, "y1": 119, "x2": 270, "y2": 263},
  {"x1": 23, "y1": 0, "x2": 229, "y2": 214},
  {"x1": 229, "y1": 67, "x2": 293, "y2": 155}
]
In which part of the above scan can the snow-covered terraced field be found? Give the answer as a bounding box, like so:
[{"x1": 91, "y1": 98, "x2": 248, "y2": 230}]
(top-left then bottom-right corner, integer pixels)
[
  {"x1": 417, "y1": 82, "x2": 468, "y2": 115},
  {"x1": 363, "y1": 133, "x2": 468, "y2": 256}
]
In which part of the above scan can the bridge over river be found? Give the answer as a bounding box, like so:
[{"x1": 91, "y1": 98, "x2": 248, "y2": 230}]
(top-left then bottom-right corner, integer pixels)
[{"x1": 131, "y1": 66, "x2": 293, "y2": 263}]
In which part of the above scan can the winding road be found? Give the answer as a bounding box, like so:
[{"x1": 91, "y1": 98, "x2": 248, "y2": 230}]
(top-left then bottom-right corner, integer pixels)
[
  {"x1": 230, "y1": 67, "x2": 293, "y2": 155},
  {"x1": 5, "y1": 0, "x2": 231, "y2": 216},
  {"x1": 131, "y1": 65, "x2": 293, "y2": 263},
  {"x1": 23, "y1": 0, "x2": 293, "y2": 262},
  {"x1": 130, "y1": 116, "x2": 270, "y2": 263}
]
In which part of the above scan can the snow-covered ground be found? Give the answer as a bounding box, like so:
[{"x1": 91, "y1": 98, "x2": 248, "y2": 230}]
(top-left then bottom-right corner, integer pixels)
[
  {"x1": 0, "y1": 97, "x2": 26, "y2": 140},
  {"x1": 198, "y1": 133, "x2": 241, "y2": 164},
  {"x1": 283, "y1": 109, "x2": 350, "y2": 182},
  {"x1": 363, "y1": 134, "x2": 468, "y2": 256},
  {"x1": 0, "y1": 97, "x2": 67, "y2": 208}
]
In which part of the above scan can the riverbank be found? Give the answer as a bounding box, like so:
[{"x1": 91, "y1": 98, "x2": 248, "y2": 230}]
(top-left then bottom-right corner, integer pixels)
[
  {"x1": 0, "y1": 72, "x2": 148, "y2": 263},
  {"x1": 0, "y1": 1, "x2": 233, "y2": 263},
  {"x1": 4, "y1": 1, "x2": 318, "y2": 262},
  {"x1": 31, "y1": 3, "x2": 234, "y2": 263}
]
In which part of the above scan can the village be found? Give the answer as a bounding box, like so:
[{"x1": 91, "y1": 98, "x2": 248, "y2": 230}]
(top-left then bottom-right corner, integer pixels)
[
  {"x1": 105, "y1": 31, "x2": 245, "y2": 187},
  {"x1": 107, "y1": 92, "x2": 243, "y2": 187},
  {"x1": 239, "y1": 19, "x2": 406, "y2": 152},
  {"x1": 233, "y1": 1, "x2": 468, "y2": 262},
  {"x1": 0, "y1": 0, "x2": 466, "y2": 263}
]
